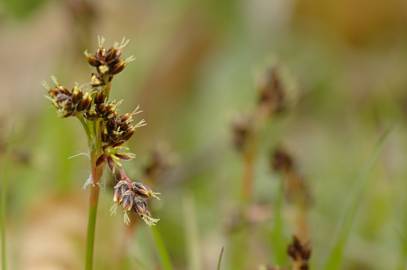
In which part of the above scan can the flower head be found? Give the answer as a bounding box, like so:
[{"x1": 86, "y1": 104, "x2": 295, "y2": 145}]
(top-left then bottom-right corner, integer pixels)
[
  {"x1": 85, "y1": 37, "x2": 135, "y2": 86},
  {"x1": 111, "y1": 172, "x2": 160, "y2": 226},
  {"x1": 287, "y1": 236, "x2": 311, "y2": 270},
  {"x1": 47, "y1": 84, "x2": 92, "y2": 117},
  {"x1": 257, "y1": 67, "x2": 286, "y2": 115}
]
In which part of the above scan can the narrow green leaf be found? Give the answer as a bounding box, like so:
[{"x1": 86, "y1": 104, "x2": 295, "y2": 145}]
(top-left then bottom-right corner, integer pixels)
[
  {"x1": 183, "y1": 195, "x2": 201, "y2": 270},
  {"x1": 323, "y1": 129, "x2": 391, "y2": 270},
  {"x1": 217, "y1": 247, "x2": 225, "y2": 270},
  {"x1": 150, "y1": 227, "x2": 174, "y2": 270}
]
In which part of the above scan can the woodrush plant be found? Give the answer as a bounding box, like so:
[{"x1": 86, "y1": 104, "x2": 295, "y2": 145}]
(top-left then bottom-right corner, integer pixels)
[
  {"x1": 231, "y1": 66, "x2": 307, "y2": 269},
  {"x1": 271, "y1": 147, "x2": 312, "y2": 243},
  {"x1": 232, "y1": 66, "x2": 290, "y2": 202},
  {"x1": 45, "y1": 37, "x2": 160, "y2": 270}
]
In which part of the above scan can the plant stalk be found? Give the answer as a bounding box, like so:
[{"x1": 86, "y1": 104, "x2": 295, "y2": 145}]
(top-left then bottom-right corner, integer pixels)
[
  {"x1": 85, "y1": 151, "x2": 104, "y2": 270},
  {"x1": 1, "y1": 165, "x2": 7, "y2": 270},
  {"x1": 241, "y1": 147, "x2": 255, "y2": 202},
  {"x1": 1, "y1": 146, "x2": 9, "y2": 270},
  {"x1": 83, "y1": 81, "x2": 109, "y2": 270}
]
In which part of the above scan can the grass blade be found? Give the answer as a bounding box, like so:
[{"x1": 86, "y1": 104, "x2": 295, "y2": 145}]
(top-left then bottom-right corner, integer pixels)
[
  {"x1": 0, "y1": 128, "x2": 13, "y2": 270},
  {"x1": 217, "y1": 247, "x2": 225, "y2": 270},
  {"x1": 183, "y1": 195, "x2": 201, "y2": 270},
  {"x1": 1, "y1": 160, "x2": 7, "y2": 270},
  {"x1": 150, "y1": 226, "x2": 174, "y2": 270},
  {"x1": 323, "y1": 129, "x2": 391, "y2": 270}
]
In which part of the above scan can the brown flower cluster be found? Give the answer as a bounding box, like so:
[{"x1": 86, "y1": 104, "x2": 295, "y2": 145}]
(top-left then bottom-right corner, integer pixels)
[
  {"x1": 85, "y1": 37, "x2": 135, "y2": 87},
  {"x1": 47, "y1": 84, "x2": 92, "y2": 117},
  {"x1": 46, "y1": 37, "x2": 159, "y2": 225},
  {"x1": 231, "y1": 114, "x2": 253, "y2": 153},
  {"x1": 257, "y1": 66, "x2": 286, "y2": 115},
  {"x1": 231, "y1": 66, "x2": 289, "y2": 153},
  {"x1": 271, "y1": 146, "x2": 311, "y2": 206},
  {"x1": 287, "y1": 236, "x2": 311, "y2": 270},
  {"x1": 111, "y1": 168, "x2": 160, "y2": 225}
]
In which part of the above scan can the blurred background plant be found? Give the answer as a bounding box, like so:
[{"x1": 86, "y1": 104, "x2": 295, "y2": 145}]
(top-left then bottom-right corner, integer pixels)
[{"x1": 0, "y1": 0, "x2": 407, "y2": 269}]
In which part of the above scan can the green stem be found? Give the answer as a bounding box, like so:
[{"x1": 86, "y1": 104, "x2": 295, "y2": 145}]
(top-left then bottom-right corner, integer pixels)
[
  {"x1": 83, "y1": 81, "x2": 110, "y2": 270},
  {"x1": 85, "y1": 152, "x2": 104, "y2": 270},
  {"x1": 1, "y1": 147, "x2": 9, "y2": 270},
  {"x1": 1, "y1": 166, "x2": 7, "y2": 270}
]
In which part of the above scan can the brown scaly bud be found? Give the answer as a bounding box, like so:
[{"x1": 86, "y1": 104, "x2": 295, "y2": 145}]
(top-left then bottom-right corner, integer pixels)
[
  {"x1": 133, "y1": 197, "x2": 149, "y2": 217},
  {"x1": 272, "y1": 147, "x2": 295, "y2": 173},
  {"x1": 132, "y1": 182, "x2": 160, "y2": 200},
  {"x1": 109, "y1": 61, "x2": 126, "y2": 75},
  {"x1": 231, "y1": 114, "x2": 253, "y2": 152},
  {"x1": 95, "y1": 101, "x2": 119, "y2": 120},
  {"x1": 101, "y1": 107, "x2": 145, "y2": 147},
  {"x1": 86, "y1": 54, "x2": 100, "y2": 67},
  {"x1": 257, "y1": 67, "x2": 286, "y2": 115},
  {"x1": 94, "y1": 90, "x2": 106, "y2": 104},
  {"x1": 84, "y1": 110, "x2": 98, "y2": 121},
  {"x1": 121, "y1": 190, "x2": 135, "y2": 211},
  {"x1": 77, "y1": 92, "x2": 92, "y2": 111},
  {"x1": 133, "y1": 197, "x2": 159, "y2": 225},
  {"x1": 287, "y1": 236, "x2": 311, "y2": 270},
  {"x1": 120, "y1": 127, "x2": 135, "y2": 142},
  {"x1": 113, "y1": 180, "x2": 131, "y2": 203},
  {"x1": 105, "y1": 46, "x2": 122, "y2": 63}
]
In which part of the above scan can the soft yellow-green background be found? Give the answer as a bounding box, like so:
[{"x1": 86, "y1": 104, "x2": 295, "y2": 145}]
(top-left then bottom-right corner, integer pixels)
[{"x1": 1, "y1": 0, "x2": 407, "y2": 269}]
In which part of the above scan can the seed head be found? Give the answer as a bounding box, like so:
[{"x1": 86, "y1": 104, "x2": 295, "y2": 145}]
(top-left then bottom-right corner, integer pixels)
[
  {"x1": 84, "y1": 37, "x2": 133, "y2": 83},
  {"x1": 287, "y1": 236, "x2": 311, "y2": 270},
  {"x1": 112, "y1": 175, "x2": 160, "y2": 226},
  {"x1": 47, "y1": 83, "x2": 91, "y2": 117},
  {"x1": 257, "y1": 67, "x2": 286, "y2": 115},
  {"x1": 101, "y1": 108, "x2": 145, "y2": 148},
  {"x1": 271, "y1": 147, "x2": 295, "y2": 173},
  {"x1": 231, "y1": 114, "x2": 253, "y2": 152}
]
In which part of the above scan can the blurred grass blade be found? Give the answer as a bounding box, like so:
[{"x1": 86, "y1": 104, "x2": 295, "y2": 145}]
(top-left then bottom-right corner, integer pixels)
[
  {"x1": 183, "y1": 195, "x2": 201, "y2": 270},
  {"x1": 133, "y1": 256, "x2": 150, "y2": 270},
  {"x1": 396, "y1": 168, "x2": 407, "y2": 270},
  {"x1": 1, "y1": 158, "x2": 7, "y2": 270},
  {"x1": 1, "y1": 127, "x2": 13, "y2": 270},
  {"x1": 3, "y1": 0, "x2": 48, "y2": 19},
  {"x1": 150, "y1": 227, "x2": 174, "y2": 270},
  {"x1": 270, "y1": 178, "x2": 287, "y2": 265},
  {"x1": 397, "y1": 203, "x2": 407, "y2": 270},
  {"x1": 323, "y1": 129, "x2": 391, "y2": 270},
  {"x1": 217, "y1": 247, "x2": 224, "y2": 270}
]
